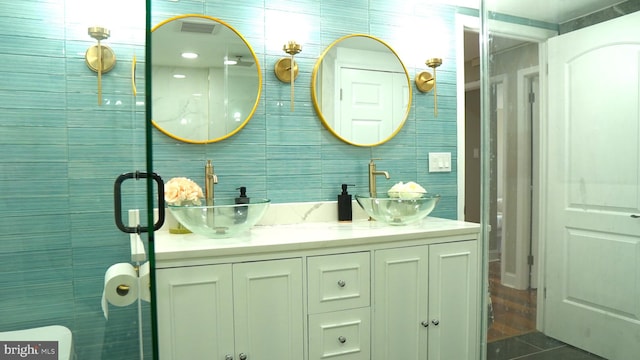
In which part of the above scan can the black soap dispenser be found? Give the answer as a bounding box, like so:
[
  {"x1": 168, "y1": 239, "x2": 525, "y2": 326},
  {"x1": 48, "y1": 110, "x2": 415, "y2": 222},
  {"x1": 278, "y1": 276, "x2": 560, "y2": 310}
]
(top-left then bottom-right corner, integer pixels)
[
  {"x1": 235, "y1": 186, "x2": 250, "y2": 223},
  {"x1": 338, "y1": 184, "x2": 354, "y2": 222}
]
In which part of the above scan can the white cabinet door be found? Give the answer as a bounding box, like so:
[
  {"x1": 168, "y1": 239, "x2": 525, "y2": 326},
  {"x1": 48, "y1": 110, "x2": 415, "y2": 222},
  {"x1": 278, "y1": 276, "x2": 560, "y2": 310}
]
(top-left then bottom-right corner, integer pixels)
[
  {"x1": 156, "y1": 264, "x2": 234, "y2": 360},
  {"x1": 373, "y1": 246, "x2": 429, "y2": 360},
  {"x1": 233, "y1": 258, "x2": 304, "y2": 360},
  {"x1": 373, "y1": 241, "x2": 479, "y2": 360},
  {"x1": 428, "y1": 241, "x2": 479, "y2": 360},
  {"x1": 157, "y1": 259, "x2": 303, "y2": 360}
]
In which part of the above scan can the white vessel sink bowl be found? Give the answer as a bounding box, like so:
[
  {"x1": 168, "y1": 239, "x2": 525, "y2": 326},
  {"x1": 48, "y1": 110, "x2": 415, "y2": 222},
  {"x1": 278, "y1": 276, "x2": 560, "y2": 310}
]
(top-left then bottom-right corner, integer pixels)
[
  {"x1": 168, "y1": 198, "x2": 270, "y2": 238},
  {"x1": 355, "y1": 193, "x2": 440, "y2": 225}
]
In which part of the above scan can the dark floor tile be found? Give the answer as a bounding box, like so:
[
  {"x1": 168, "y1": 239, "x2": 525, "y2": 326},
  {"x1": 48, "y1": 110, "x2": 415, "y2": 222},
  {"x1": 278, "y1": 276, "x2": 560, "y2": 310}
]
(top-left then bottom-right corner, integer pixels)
[
  {"x1": 487, "y1": 337, "x2": 541, "y2": 360},
  {"x1": 515, "y1": 332, "x2": 565, "y2": 350},
  {"x1": 517, "y1": 345, "x2": 606, "y2": 360}
]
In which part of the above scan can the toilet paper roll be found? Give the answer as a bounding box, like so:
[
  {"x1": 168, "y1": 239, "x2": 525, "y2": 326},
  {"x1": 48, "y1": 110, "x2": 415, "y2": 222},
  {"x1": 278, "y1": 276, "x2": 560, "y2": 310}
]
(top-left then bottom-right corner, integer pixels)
[
  {"x1": 101, "y1": 263, "x2": 139, "y2": 319},
  {"x1": 138, "y1": 261, "x2": 151, "y2": 302}
]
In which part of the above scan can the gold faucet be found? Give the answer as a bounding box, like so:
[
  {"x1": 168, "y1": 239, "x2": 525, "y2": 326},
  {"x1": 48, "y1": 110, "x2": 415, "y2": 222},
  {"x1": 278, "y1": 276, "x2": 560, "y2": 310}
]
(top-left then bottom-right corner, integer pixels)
[
  {"x1": 368, "y1": 159, "x2": 390, "y2": 197},
  {"x1": 205, "y1": 160, "x2": 218, "y2": 206}
]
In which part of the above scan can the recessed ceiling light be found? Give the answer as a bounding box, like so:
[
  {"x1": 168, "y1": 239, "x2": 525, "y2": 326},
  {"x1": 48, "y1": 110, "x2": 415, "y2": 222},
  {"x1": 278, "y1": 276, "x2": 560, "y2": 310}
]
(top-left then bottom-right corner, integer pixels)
[
  {"x1": 173, "y1": 74, "x2": 186, "y2": 79},
  {"x1": 181, "y1": 52, "x2": 198, "y2": 59}
]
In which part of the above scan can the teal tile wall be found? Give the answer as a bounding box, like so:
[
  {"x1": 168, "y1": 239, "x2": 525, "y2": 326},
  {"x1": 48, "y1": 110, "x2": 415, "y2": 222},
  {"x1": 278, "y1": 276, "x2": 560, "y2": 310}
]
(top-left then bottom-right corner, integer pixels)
[
  {"x1": 0, "y1": 0, "x2": 148, "y2": 359},
  {"x1": 152, "y1": 0, "x2": 466, "y2": 218},
  {"x1": 0, "y1": 0, "x2": 484, "y2": 358}
]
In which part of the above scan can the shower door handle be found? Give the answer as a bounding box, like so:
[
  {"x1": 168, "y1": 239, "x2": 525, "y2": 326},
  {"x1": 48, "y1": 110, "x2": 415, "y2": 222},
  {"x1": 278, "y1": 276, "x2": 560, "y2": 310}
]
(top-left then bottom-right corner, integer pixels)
[{"x1": 114, "y1": 171, "x2": 165, "y2": 234}]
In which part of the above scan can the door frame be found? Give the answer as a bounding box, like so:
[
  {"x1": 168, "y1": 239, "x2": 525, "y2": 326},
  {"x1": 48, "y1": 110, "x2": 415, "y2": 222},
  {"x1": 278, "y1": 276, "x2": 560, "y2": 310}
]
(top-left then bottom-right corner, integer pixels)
[
  {"x1": 516, "y1": 66, "x2": 540, "y2": 290},
  {"x1": 455, "y1": 14, "x2": 555, "y2": 219},
  {"x1": 454, "y1": 13, "x2": 556, "y2": 331}
]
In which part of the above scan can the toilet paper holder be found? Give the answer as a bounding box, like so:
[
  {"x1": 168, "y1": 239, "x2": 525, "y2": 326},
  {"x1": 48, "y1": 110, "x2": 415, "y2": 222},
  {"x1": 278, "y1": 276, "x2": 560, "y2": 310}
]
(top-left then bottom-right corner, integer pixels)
[
  {"x1": 116, "y1": 284, "x2": 130, "y2": 296},
  {"x1": 115, "y1": 265, "x2": 148, "y2": 296},
  {"x1": 103, "y1": 262, "x2": 151, "y2": 320}
]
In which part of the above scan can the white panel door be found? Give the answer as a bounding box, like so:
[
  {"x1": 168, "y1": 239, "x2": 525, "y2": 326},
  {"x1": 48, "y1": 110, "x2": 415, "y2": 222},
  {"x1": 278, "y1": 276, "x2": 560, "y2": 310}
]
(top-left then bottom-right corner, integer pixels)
[
  {"x1": 340, "y1": 68, "x2": 393, "y2": 144},
  {"x1": 233, "y1": 258, "x2": 304, "y2": 360},
  {"x1": 545, "y1": 12, "x2": 640, "y2": 359},
  {"x1": 392, "y1": 72, "x2": 410, "y2": 130}
]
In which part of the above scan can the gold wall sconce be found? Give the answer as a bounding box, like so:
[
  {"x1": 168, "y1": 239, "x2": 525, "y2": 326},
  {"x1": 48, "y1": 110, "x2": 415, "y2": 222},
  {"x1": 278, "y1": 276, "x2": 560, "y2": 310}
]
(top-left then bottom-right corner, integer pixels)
[
  {"x1": 274, "y1": 40, "x2": 302, "y2": 111},
  {"x1": 415, "y1": 57, "x2": 443, "y2": 117},
  {"x1": 85, "y1": 27, "x2": 116, "y2": 106}
]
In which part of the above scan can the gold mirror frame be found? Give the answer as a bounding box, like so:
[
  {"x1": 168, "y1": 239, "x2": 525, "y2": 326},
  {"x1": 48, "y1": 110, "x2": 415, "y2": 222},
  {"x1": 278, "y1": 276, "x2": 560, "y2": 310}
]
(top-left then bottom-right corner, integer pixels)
[
  {"x1": 151, "y1": 14, "x2": 262, "y2": 144},
  {"x1": 311, "y1": 34, "x2": 412, "y2": 147}
]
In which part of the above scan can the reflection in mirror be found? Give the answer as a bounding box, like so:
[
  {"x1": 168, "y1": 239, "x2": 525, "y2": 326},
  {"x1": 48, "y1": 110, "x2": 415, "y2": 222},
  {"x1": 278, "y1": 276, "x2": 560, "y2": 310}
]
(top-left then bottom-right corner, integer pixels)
[
  {"x1": 312, "y1": 34, "x2": 411, "y2": 147},
  {"x1": 152, "y1": 15, "x2": 261, "y2": 144}
]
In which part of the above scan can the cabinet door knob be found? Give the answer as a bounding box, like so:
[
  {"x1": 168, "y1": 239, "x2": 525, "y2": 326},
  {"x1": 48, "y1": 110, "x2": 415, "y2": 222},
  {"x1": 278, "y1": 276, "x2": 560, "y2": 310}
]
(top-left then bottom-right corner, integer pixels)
[
  {"x1": 338, "y1": 336, "x2": 347, "y2": 343},
  {"x1": 431, "y1": 319, "x2": 440, "y2": 326},
  {"x1": 239, "y1": 353, "x2": 247, "y2": 360},
  {"x1": 421, "y1": 320, "x2": 429, "y2": 327},
  {"x1": 225, "y1": 356, "x2": 233, "y2": 360},
  {"x1": 337, "y1": 280, "x2": 346, "y2": 287}
]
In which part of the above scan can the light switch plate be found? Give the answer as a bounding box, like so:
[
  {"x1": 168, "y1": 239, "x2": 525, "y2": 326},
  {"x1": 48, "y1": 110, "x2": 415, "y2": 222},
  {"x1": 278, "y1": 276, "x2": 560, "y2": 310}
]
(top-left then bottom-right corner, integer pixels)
[{"x1": 428, "y1": 152, "x2": 452, "y2": 172}]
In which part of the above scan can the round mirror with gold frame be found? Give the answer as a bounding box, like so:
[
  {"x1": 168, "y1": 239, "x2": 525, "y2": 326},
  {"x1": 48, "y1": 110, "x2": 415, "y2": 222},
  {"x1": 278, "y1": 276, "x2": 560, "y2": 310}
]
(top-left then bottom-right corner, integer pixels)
[
  {"x1": 311, "y1": 34, "x2": 412, "y2": 147},
  {"x1": 152, "y1": 14, "x2": 262, "y2": 144}
]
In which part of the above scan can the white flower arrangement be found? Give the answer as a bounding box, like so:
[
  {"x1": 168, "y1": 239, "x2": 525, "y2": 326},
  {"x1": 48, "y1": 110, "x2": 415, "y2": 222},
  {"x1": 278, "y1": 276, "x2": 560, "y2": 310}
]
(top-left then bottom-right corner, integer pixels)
[
  {"x1": 387, "y1": 181, "x2": 427, "y2": 199},
  {"x1": 164, "y1": 177, "x2": 204, "y2": 206}
]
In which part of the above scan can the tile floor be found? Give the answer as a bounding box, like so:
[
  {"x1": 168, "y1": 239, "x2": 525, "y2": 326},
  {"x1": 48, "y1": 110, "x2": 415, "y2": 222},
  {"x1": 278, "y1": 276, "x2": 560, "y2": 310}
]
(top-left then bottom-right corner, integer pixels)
[{"x1": 487, "y1": 332, "x2": 606, "y2": 360}]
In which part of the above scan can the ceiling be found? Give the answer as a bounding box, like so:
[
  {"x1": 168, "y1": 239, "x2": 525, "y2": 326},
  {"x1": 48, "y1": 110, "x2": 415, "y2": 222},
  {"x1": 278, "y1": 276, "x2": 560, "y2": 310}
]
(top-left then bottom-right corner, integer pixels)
[
  {"x1": 461, "y1": 0, "x2": 628, "y2": 61},
  {"x1": 447, "y1": 0, "x2": 626, "y2": 23},
  {"x1": 485, "y1": 0, "x2": 626, "y2": 23}
]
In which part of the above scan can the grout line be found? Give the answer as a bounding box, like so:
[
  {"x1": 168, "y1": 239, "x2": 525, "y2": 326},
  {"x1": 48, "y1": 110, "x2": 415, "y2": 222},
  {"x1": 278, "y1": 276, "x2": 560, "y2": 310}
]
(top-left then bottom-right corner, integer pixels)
[
  {"x1": 508, "y1": 346, "x2": 567, "y2": 360},
  {"x1": 514, "y1": 336, "x2": 566, "y2": 352}
]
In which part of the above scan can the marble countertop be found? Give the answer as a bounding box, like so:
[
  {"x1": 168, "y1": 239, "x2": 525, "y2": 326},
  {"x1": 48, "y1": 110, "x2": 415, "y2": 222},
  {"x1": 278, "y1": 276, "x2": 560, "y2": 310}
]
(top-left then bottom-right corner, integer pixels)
[
  {"x1": 132, "y1": 201, "x2": 480, "y2": 266},
  {"x1": 153, "y1": 216, "x2": 480, "y2": 265}
]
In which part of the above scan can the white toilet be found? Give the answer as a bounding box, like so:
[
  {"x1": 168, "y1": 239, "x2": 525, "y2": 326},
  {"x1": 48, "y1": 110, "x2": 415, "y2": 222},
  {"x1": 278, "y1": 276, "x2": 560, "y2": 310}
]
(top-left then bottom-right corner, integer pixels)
[{"x1": 0, "y1": 325, "x2": 74, "y2": 360}]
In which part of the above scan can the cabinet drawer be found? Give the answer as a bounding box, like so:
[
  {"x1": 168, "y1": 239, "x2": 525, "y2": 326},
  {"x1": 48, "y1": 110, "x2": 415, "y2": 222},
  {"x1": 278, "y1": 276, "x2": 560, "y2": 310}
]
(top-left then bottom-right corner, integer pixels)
[
  {"x1": 307, "y1": 252, "x2": 370, "y2": 313},
  {"x1": 308, "y1": 308, "x2": 370, "y2": 360}
]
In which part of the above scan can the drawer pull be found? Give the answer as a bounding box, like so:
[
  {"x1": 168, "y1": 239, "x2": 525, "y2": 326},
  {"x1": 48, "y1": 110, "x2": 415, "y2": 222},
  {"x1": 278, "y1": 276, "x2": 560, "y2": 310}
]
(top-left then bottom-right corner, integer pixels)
[
  {"x1": 338, "y1": 336, "x2": 347, "y2": 344},
  {"x1": 431, "y1": 319, "x2": 440, "y2": 326},
  {"x1": 225, "y1": 356, "x2": 233, "y2": 360},
  {"x1": 421, "y1": 320, "x2": 429, "y2": 327},
  {"x1": 337, "y1": 280, "x2": 346, "y2": 287},
  {"x1": 239, "y1": 353, "x2": 247, "y2": 360}
]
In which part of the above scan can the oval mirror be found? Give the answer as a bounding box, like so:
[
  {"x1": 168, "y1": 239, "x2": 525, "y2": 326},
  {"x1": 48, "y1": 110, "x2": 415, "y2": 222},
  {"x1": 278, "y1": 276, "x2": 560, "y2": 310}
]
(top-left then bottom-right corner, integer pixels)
[
  {"x1": 311, "y1": 34, "x2": 412, "y2": 147},
  {"x1": 152, "y1": 15, "x2": 262, "y2": 143}
]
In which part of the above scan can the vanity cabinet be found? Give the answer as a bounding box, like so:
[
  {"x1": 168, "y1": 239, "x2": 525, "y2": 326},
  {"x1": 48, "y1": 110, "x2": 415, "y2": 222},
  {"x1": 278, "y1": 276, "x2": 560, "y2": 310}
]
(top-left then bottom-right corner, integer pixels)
[
  {"x1": 153, "y1": 215, "x2": 481, "y2": 360},
  {"x1": 373, "y1": 240, "x2": 479, "y2": 360},
  {"x1": 156, "y1": 258, "x2": 303, "y2": 360}
]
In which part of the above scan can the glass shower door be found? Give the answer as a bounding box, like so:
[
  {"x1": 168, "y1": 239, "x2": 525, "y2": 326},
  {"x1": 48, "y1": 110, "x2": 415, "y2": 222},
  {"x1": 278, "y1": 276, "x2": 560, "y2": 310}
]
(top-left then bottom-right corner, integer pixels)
[
  {"x1": 482, "y1": 1, "x2": 640, "y2": 359},
  {"x1": 0, "y1": 0, "x2": 158, "y2": 359}
]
